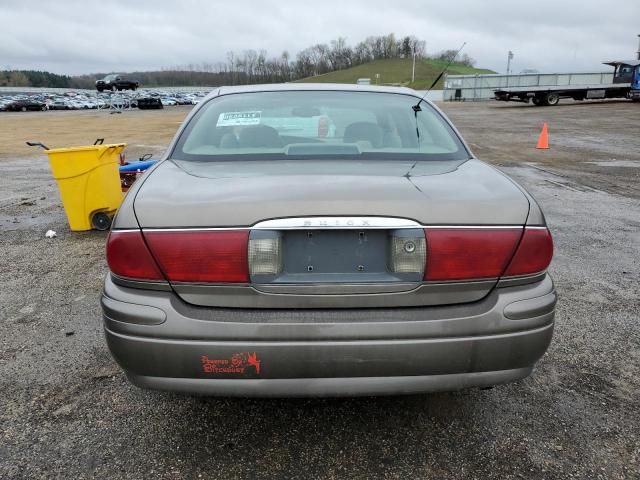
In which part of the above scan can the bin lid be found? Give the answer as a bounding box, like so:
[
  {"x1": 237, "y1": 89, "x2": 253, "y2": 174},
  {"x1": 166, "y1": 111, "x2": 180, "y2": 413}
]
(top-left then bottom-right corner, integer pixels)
[{"x1": 46, "y1": 143, "x2": 127, "y2": 154}]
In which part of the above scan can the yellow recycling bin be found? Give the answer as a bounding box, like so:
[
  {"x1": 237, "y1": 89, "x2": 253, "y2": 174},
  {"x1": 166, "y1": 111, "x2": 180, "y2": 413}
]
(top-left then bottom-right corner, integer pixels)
[{"x1": 38, "y1": 141, "x2": 126, "y2": 231}]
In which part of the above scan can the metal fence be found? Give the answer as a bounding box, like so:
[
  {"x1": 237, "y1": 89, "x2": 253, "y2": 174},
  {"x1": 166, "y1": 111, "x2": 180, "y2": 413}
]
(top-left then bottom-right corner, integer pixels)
[
  {"x1": 443, "y1": 72, "x2": 615, "y2": 101},
  {"x1": 414, "y1": 89, "x2": 444, "y2": 102}
]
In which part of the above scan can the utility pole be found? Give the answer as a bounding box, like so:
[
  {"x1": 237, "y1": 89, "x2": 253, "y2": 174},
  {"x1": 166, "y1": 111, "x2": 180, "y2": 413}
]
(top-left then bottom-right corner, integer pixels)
[
  {"x1": 411, "y1": 40, "x2": 425, "y2": 83},
  {"x1": 412, "y1": 47, "x2": 416, "y2": 83},
  {"x1": 506, "y1": 50, "x2": 514, "y2": 75},
  {"x1": 506, "y1": 50, "x2": 514, "y2": 87}
]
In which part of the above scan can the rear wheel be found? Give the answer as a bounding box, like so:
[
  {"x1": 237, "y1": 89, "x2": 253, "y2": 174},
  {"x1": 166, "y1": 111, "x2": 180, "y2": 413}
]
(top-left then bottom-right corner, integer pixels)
[
  {"x1": 542, "y1": 92, "x2": 560, "y2": 106},
  {"x1": 21, "y1": 106, "x2": 27, "y2": 112},
  {"x1": 91, "y1": 212, "x2": 112, "y2": 231}
]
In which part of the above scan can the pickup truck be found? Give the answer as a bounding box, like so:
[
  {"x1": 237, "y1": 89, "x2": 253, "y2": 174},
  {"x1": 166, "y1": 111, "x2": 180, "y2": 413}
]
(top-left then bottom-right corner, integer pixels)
[{"x1": 96, "y1": 74, "x2": 139, "y2": 92}]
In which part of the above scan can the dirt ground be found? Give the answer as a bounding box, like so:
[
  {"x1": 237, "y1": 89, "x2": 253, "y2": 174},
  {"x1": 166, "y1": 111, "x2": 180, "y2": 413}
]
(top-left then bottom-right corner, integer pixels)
[
  {"x1": 1, "y1": 100, "x2": 639, "y2": 479},
  {"x1": 444, "y1": 99, "x2": 640, "y2": 199},
  {"x1": 0, "y1": 107, "x2": 191, "y2": 161}
]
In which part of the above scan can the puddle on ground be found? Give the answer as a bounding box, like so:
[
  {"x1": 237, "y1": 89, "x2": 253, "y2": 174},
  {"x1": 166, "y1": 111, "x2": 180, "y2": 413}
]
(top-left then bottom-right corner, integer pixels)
[{"x1": 587, "y1": 160, "x2": 640, "y2": 168}]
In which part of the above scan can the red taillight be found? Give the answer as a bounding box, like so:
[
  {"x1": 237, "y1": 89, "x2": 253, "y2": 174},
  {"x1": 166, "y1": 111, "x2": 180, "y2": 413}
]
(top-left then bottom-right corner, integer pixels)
[
  {"x1": 504, "y1": 228, "x2": 553, "y2": 277},
  {"x1": 317, "y1": 116, "x2": 329, "y2": 137},
  {"x1": 424, "y1": 227, "x2": 553, "y2": 281},
  {"x1": 144, "y1": 230, "x2": 249, "y2": 283},
  {"x1": 424, "y1": 228, "x2": 522, "y2": 281},
  {"x1": 106, "y1": 230, "x2": 164, "y2": 281}
]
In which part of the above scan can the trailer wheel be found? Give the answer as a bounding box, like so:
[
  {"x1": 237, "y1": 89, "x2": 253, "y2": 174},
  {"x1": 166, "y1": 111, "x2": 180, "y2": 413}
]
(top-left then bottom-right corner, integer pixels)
[{"x1": 542, "y1": 92, "x2": 560, "y2": 106}]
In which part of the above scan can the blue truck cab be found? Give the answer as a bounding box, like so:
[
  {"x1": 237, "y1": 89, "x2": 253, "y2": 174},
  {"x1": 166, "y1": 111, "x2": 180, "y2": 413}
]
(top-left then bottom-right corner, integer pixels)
[
  {"x1": 633, "y1": 66, "x2": 640, "y2": 99},
  {"x1": 606, "y1": 60, "x2": 640, "y2": 100}
]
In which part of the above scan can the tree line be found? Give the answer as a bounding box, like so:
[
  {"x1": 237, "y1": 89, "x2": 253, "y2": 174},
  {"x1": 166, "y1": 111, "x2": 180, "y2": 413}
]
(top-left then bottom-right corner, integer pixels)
[
  {"x1": 1, "y1": 34, "x2": 476, "y2": 89},
  {"x1": 0, "y1": 70, "x2": 74, "y2": 88}
]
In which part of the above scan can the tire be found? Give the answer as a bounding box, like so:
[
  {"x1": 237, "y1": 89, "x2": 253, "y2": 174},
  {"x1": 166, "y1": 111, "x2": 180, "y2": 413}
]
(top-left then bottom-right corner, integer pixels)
[
  {"x1": 41, "y1": 106, "x2": 47, "y2": 111},
  {"x1": 111, "y1": 85, "x2": 117, "y2": 92},
  {"x1": 91, "y1": 212, "x2": 112, "y2": 231},
  {"x1": 542, "y1": 92, "x2": 560, "y2": 106},
  {"x1": 21, "y1": 106, "x2": 27, "y2": 112},
  {"x1": 97, "y1": 88, "x2": 103, "y2": 92}
]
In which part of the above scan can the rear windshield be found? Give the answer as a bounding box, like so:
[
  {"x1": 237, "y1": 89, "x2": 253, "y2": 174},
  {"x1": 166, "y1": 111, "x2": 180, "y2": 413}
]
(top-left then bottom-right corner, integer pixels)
[{"x1": 172, "y1": 91, "x2": 469, "y2": 162}]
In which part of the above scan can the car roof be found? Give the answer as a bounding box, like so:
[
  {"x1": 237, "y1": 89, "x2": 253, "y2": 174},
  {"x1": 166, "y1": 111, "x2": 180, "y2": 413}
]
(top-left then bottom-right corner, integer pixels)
[{"x1": 213, "y1": 83, "x2": 421, "y2": 99}]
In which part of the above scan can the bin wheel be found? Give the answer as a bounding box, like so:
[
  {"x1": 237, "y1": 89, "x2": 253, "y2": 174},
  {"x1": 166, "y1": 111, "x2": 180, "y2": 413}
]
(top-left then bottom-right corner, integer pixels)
[{"x1": 91, "y1": 212, "x2": 112, "y2": 231}]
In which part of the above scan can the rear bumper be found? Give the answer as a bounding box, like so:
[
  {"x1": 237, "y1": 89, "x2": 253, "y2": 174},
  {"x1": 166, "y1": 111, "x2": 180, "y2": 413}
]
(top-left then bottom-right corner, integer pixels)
[
  {"x1": 102, "y1": 274, "x2": 556, "y2": 397},
  {"x1": 127, "y1": 368, "x2": 533, "y2": 398}
]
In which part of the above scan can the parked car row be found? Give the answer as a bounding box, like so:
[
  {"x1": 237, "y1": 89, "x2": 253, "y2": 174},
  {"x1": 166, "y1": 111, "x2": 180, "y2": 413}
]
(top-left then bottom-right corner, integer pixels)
[
  {"x1": 2, "y1": 98, "x2": 48, "y2": 112},
  {"x1": 0, "y1": 89, "x2": 208, "y2": 112}
]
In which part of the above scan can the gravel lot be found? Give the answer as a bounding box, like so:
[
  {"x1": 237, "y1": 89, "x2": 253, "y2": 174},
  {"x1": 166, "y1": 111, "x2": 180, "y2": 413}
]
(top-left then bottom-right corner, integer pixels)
[{"x1": 1, "y1": 100, "x2": 639, "y2": 479}]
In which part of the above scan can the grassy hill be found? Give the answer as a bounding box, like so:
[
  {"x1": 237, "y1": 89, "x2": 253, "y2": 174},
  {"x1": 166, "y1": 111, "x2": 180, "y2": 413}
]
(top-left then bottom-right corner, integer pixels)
[{"x1": 295, "y1": 58, "x2": 495, "y2": 89}]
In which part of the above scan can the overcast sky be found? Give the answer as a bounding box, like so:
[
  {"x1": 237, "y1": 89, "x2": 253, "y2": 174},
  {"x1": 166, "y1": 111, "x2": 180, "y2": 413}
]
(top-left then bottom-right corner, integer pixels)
[{"x1": 1, "y1": 0, "x2": 639, "y2": 76}]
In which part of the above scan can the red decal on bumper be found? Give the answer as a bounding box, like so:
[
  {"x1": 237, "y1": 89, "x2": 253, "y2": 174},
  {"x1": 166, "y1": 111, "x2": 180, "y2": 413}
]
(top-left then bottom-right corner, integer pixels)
[{"x1": 201, "y1": 352, "x2": 261, "y2": 376}]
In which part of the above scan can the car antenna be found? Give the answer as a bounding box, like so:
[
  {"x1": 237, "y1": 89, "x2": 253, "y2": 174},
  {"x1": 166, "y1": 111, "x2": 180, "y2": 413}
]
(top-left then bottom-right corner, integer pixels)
[{"x1": 413, "y1": 42, "x2": 467, "y2": 112}]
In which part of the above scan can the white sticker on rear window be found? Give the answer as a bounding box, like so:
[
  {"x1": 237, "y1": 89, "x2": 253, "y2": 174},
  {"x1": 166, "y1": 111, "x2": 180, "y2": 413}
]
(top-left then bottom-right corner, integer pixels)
[{"x1": 216, "y1": 111, "x2": 261, "y2": 127}]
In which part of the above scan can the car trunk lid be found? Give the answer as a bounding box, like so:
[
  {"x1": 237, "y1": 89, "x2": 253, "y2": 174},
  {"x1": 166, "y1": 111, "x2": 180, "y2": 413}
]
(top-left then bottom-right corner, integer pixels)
[{"x1": 134, "y1": 158, "x2": 529, "y2": 227}]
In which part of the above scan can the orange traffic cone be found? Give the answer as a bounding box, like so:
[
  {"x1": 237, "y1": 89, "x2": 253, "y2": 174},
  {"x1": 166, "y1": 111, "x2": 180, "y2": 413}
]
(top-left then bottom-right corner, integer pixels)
[{"x1": 536, "y1": 123, "x2": 549, "y2": 149}]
